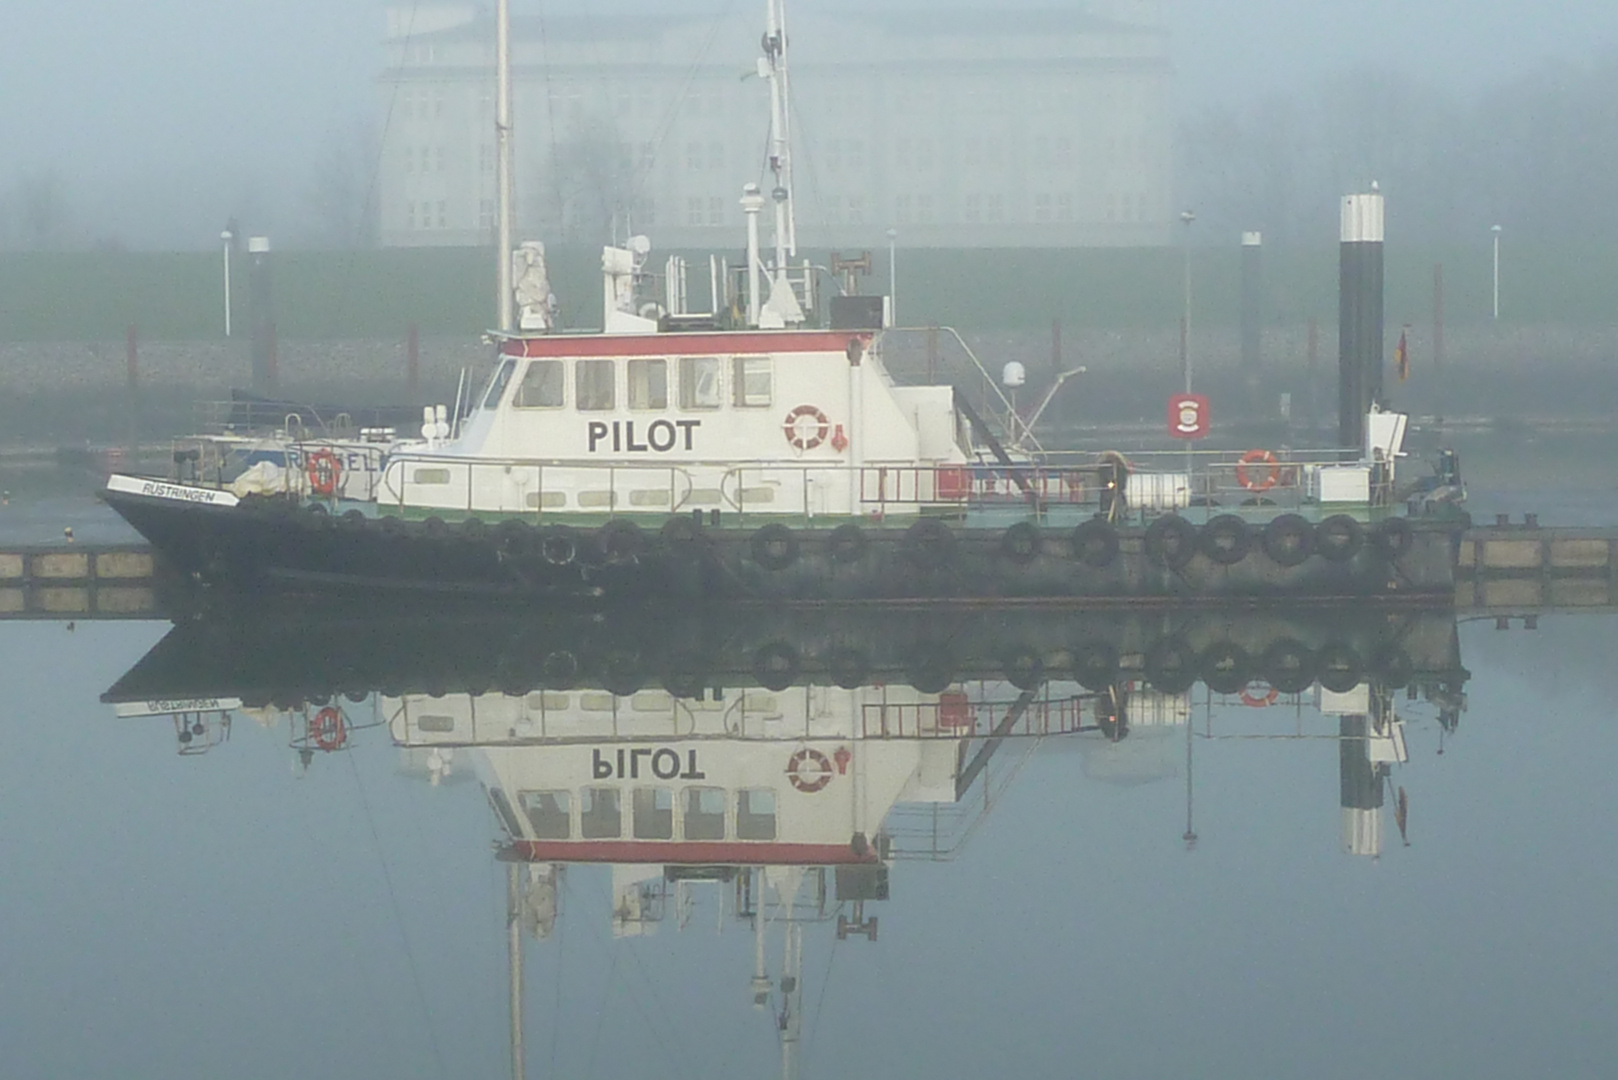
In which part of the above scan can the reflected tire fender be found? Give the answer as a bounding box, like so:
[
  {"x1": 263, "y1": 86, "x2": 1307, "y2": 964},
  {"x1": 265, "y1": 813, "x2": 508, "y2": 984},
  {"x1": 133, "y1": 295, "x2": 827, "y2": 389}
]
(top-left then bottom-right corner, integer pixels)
[
  {"x1": 1144, "y1": 636, "x2": 1198, "y2": 694},
  {"x1": 1316, "y1": 641, "x2": 1364, "y2": 693},
  {"x1": 753, "y1": 642, "x2": 800, "y2": 692}
]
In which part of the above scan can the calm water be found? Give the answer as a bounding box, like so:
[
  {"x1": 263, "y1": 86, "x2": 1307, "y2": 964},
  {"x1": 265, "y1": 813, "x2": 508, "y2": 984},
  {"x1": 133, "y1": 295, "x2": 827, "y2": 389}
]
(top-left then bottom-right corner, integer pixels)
[{"x1": 2, "y1": 454, "x2": 1617, "y2": 1079}]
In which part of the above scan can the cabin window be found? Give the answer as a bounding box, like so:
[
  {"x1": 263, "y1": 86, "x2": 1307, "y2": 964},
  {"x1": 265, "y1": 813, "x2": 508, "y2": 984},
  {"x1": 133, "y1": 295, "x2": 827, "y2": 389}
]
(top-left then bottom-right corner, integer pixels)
[
  {"x1": 737, "y1": 788, "x2": 777, "y2": 840},
  {"x1": 580, "y1": 787, "x2": 622, "y2": 838},
  {"x1": 684, "y1": 787, "x2": 727, "y2": 840},
  {"x1": 628, "y1": 358, "x2": 668, "y2": 410},
  {"x1": 632, "y1": 788, "x2": 675, "y2": 840},
  {"x1": 678, "y1": 356, "x2": 722, "y2": 409},
  {"x1": 482, "y1": 358, "x2": 517, "y2": 409},
  {"x1": 519, "y1": 791, "x2": 571, "y2": 839},
  {"x1": 732, "y1": 356, "x2": 772, "y2": 407},
  {"x1": 576, "y1": 359, "x2": 616, "y2": 410},
  {"x1": 514, "y1": 359, "x2": 564, "y2": 408}
]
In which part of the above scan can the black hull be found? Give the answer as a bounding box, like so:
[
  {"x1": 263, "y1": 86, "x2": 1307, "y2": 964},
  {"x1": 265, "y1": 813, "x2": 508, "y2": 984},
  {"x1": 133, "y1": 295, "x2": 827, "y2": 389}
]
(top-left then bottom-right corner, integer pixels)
[
  {"x1": 104, "y1": 601, "x2": 1465, "y2": 706},
  {"x1": 103, "y1": 484, "x2": 1461, "y2": 607}
]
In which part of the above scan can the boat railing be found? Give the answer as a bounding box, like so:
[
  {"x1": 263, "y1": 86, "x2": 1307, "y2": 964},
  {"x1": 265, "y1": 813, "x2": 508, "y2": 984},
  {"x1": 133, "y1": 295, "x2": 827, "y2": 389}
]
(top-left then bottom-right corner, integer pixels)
[{"x1": 860, "y1": 693, "x2": 1096, "y2": 740}]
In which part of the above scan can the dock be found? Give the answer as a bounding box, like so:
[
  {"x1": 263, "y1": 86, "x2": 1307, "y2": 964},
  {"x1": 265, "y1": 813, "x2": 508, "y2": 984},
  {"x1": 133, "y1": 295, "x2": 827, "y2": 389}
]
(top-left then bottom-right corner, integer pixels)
[
  {"x1": 0, "y1": 544, "x2": 160, "y2": 619},
  {"x1": 8, "y1": 516, "x2": 1618, "y2": 621}
]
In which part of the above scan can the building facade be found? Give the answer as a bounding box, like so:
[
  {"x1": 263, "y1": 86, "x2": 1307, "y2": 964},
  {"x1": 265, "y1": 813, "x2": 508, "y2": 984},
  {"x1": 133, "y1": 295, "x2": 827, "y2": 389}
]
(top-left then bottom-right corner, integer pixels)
[{"x1": 377, "y1": 3, "x2": 1174, "y2": 249}]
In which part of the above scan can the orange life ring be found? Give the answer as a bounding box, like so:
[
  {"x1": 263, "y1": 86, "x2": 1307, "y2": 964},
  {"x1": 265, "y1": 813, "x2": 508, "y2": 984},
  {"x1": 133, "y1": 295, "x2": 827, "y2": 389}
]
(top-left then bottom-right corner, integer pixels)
[
  {"x1": 1240, "y1": 682, "x2": 1280, "y2": 707},
  {"x1": 783, "y1": 405, "x2": 831, "y2": 452},
  {"x1": 1236, "y1": 449, "x2": 1280, "y2": 492},
  {"x1": 307, "y1": 448, "x2": 343, "y2": 497},
  {"x1": 311, "y1": 706, "x2": 347, "y2": 751},
  {"x1": 786, "y1": 747, "x2": 833, "y2": 792}
]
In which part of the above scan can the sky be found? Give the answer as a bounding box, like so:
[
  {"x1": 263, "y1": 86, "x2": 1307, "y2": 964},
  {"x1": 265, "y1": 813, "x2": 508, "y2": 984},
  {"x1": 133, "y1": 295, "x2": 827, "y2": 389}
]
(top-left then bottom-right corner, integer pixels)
[{"x1": 1, "y1": 1, "x2": 1616, "y2": 248}]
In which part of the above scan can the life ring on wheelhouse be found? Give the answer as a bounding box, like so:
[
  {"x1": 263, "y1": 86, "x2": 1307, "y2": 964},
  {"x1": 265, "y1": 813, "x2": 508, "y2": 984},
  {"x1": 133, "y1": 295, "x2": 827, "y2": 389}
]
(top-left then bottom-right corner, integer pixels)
[
  {"x1": 786, "y1": 747, "x2": 833, "y2": 792},
  {"x1": 306, "y1": 448, "x2": 343, "y2": 496},
  {"x1": 310, "y1": 706, "x2": 347, "y2": 751},
  {"x1": 1235, "y1": 449, "x2": 1280, "y2": 492},
  {"x1": 783, "y1": 405, "x2": 831, "y2": 452}
]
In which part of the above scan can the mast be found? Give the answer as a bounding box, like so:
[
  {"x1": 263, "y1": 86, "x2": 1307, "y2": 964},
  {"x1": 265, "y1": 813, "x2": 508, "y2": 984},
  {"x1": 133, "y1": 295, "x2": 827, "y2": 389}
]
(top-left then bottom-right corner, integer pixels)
[
  {"x1": 507, "y1": 863, "x2": 525, "y2": 1080},
  {"x1": 762, "y1": 0, "x2": 796, "y2": 268},
  {"x1": 495, "y1": 0, "x2": 515, "y2": 332}
]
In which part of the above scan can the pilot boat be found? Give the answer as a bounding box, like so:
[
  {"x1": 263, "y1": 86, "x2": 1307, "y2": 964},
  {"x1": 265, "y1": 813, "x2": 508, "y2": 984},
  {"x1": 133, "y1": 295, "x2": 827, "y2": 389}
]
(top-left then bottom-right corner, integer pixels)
[{"x1": 100, "y1": 0, "x2": 1465, "y2": 606}]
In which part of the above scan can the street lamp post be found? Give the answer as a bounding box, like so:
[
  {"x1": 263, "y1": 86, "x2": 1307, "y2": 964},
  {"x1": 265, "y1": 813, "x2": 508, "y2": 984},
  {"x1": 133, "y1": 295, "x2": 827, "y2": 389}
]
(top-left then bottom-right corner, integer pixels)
[
  {"x1": 886, "y1": 227, "x2": 898, "y2": 326},
  {"x1": 220, "y1": 230, "x2": 234, "y2": 338},
  {"x1": 1180, "y1": 210, "x2": 1195, "y2": 393},
  {"x1": 1491, "y1": 224, "x2": 1502, "y2": 321}
]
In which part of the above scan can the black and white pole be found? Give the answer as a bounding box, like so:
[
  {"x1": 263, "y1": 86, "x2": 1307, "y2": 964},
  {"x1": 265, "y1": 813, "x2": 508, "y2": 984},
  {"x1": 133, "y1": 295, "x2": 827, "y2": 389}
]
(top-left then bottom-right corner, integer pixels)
[
  {"x1": 1338, "y1": 190, "x2": 1384, "y2": 450},
  {"x1": 1240, "y1": 230, "x2": 1262, "y2": 376}
]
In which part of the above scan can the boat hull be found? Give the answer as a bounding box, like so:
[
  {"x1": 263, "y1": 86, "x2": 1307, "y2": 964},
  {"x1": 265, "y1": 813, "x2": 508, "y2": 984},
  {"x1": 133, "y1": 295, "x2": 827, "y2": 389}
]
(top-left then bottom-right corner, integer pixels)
[{"x1": 103, "y1": 478, "x2": 1461, "y2": 606}]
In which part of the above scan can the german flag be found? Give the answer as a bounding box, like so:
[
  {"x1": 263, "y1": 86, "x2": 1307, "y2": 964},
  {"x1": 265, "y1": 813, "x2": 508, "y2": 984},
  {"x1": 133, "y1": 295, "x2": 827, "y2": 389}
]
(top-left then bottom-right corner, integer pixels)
[{"x1": 1395, "y1": 328, "x2": 1410, "y2": 382}]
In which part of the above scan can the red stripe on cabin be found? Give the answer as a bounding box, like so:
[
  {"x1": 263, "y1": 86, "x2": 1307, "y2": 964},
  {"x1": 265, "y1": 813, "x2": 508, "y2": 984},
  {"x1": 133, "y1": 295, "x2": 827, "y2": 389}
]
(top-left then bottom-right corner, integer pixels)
[
  {"x1": 498, "y1": 331, "x2": 866, "y2": 358},
  {"x1": 506, "y1": 839, "x2": 879, "y2": 865}
]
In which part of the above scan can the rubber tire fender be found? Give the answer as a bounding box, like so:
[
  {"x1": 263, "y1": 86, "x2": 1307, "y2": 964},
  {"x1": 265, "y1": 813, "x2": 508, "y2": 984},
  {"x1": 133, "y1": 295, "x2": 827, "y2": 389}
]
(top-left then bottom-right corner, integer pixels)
[
  {"x1": 1200, "y1": 514, "x2": 1253, "y2": 566},
  {"x1": 1316, "y1": 515, "x2": 1364, "y2": 562},
  {"x1": 1000, "y1": 521, "x2": 1042, "y2": 565},
  {"x1": 904, "y1": 518, "x2": 956, "y2": 567},
  {"x1": 1144, "y1": 515, "x2": 1198, "y2": 571},
  {"x1": 1372, "y1": 517, "x2": 1414, "y2": 562},
  {"x1": 826, "y1": 522, "x2": 868, "y2": 564},
  {"x1": 750, "y1": 523, "x2": 799, "y2": 571},
  {"x1": 1070, "y1": 518, "x2": 1120, "y2": 568},
  {"x1": 1262, "y1": 513, "x2": 1315, "y2": 567}
]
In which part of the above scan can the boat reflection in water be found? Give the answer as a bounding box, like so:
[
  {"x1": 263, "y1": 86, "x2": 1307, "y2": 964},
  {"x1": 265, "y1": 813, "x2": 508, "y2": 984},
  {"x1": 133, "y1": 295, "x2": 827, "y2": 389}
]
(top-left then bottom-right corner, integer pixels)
[{"x1": 104, "y1": 602, "x2": 1467, "y2": 1076}]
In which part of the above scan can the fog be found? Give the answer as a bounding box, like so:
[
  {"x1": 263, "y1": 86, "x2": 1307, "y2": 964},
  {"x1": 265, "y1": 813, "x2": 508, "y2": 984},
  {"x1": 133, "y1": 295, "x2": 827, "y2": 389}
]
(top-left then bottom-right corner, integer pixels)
[{"x1": 1, "y1": 0, "x2": 1615, "y2": 250}]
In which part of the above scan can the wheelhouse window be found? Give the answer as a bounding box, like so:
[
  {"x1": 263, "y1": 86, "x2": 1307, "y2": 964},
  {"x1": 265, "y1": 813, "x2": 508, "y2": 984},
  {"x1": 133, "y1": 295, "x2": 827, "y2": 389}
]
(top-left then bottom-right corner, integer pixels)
[
  {"x1": 482, "y1": 358, "x2": 517, "y2": 409},
  {"x1": 580, "y1": 787, "x2": 622, "y2": 839},
  {"x1": 575, "y1": 359, "x2": 615, "y2": 410},
  {"x1": 732, "y1": 356, "x2": 772, "y2": 407},
  {"x1": 737, "y1": 788, "x2": 777, "y2": 840},
  {"x1": 679, "y1": 356, "x2": 722, "y2": 410},
  {"x1": 513, "y1": 359, "x2": 564, "y2": 408},
  {"x1": 519, "y1": 791, "x2": 571, "y2": 840},
  {"x1": 628, "y1": 359, "x2": 668, "y2": 410},
  {"x1": 684, "y1": 787, "x2": 726, "y2": 840},
  {"x1": 632, "y1": 788, "x2": 674, "y2": 840}
]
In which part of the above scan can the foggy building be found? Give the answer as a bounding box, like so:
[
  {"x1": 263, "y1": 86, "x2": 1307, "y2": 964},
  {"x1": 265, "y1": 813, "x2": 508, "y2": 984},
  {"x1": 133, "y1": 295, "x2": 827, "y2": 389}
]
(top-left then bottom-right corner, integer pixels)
[{"x1": 377, "y1": 3, "x2": 1174, "y2": 249}]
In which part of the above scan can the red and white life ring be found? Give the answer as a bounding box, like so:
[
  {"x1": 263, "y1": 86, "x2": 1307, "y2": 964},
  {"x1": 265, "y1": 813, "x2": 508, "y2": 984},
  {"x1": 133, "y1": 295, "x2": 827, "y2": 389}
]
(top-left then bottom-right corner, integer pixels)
[
  {"x1": 1240, "y1": 682, "x2": 1280, "y2": 707},
  {"x1": 783, "y1": 405, "x2": 831, "y2": 452},
  {"x1": 786, "y1": 747, "x2": 833, "y2": 792},
  {"x1": 311, "y1": 706, "x2": 347, "y2": 751},
  {"x1": 1236, "y1": 449, "x2": 1280, "y2": 492},
  {"x1": 307, "y1": 448, "x2": 343, "y2": 497}
]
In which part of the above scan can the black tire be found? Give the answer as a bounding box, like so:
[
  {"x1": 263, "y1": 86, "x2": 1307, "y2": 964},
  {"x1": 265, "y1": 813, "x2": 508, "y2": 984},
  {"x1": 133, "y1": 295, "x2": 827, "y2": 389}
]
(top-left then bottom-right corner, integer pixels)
[
  {"x1": 1316, "y1": 642, "x2": 1364, "y2": 693},
  {"x1": 660, "y1": 514, "x2": 703, "y2": 552},
  {"x1": 460, "y1": 516, "x2": 487, "y2": 542},
  {"x1": 1000, "y1": 647, "x2": 1045, "y2": 690},
  {"x1": 1260, "y1": 639, "x2": 1317, "y2": 695},
  {"x1": 1200, "y1": 641, "x2": 1253, "y2": 695},
  {"x1": 661, "y1": 654, "x2": 708, "y2": 700},
  {"x1": 541, "y1": 650, "x2": 579, "y2": 689},
  {"x1": 1145, "y1": 636, "x2": 1198, "y2": 694},
  {"x1": 340, "y1": 508, "x2": 368, "y2": 530},
  {"x1": 750, "y1": 523, "x2": 799, "y2": 571},
  {"x1": 1144, "y1": 515, "x2": 1198, "y2": 571},
  {"x1": 496, "y1": 518, "x2": 533, "y2": 556},
  {"x1": 377, "y1": 514, "x2": 405, "y2": 536},
  {"x1": 1200, "y1": 514, "x2": 1253, "y2": 566},
  {"x1": 1070, "y1": 519, "x2": 1120, "y2": 568},
  {"x1": 422, "y1": 515, "x2": 448, "y2": 538},
  {"x1": 598, "y1": 651, "x2": 644, "y2": 697},
  {"x1": 1316, "y1": 515, "x2": 1364, "y2": 562},
  {"x1": 753, "y1": 643, "x2": 800, "y2": 692},
  {"x1": 1000, "y1": 521, "x2": 1042, "y2": 565},
  {"x1": 599, "y1": 518, "x2": 645, "y2": 564},
  {"x1": 825, "y1": 647, "x2": 870, "y2": 690},
  {"x1": 1262, "y1": 514, "x2": 1315, "y2": 567},
  {"x1": 827, "y1": 522, "x2": 868, "y2": 564},
  {"x1": 540, "y1": 525, "x2": 577, "y2": 566},
  {"x1": 906, "y1": 645, "x2": 956, "y2": 694},
  {"x1": 1372, "y1": 645, "x2": 1414, "y2": 690},
  {"x1": 1372, "y1": 517, "x2": 1415, "y2": 562},
  {"x1": 904, "y1": 518, "x2": 955, "y2": 566},
  {"x1": 1071, "y1": 641, "x2": 1120, "y2": 691}
]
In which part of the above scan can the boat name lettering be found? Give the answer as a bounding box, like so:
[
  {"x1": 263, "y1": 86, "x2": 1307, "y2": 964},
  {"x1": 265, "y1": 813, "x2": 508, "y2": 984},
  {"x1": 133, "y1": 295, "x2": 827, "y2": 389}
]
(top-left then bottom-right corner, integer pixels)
[
  {"x1": 139, "y1": 481, "x2": 230, "y2": 505},
  {"x1": 593, "y1": 747, "x2": 706, "y2": 781},
  {"x1": 586, "y1": 419, "x2": 700, "y2": 454}
]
